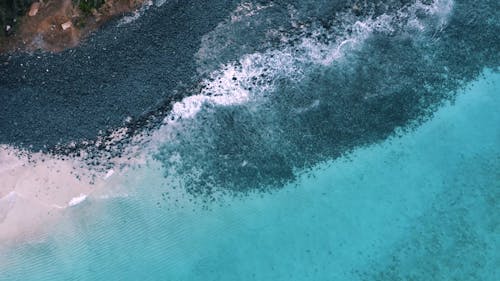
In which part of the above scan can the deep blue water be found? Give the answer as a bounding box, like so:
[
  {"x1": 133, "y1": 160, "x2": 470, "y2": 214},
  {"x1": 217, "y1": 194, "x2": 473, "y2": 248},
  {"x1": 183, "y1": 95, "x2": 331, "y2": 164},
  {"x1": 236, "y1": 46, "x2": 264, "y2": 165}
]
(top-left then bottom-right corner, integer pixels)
[{"x1": 0, "y1": 0, "x2": 499, "y2": 280}]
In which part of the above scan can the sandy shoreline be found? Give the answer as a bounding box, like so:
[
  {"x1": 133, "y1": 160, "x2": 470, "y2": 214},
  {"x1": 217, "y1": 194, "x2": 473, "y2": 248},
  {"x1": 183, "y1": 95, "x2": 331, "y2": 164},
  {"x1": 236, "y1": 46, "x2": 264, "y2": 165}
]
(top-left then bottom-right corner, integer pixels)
[{"x1": 0, "y1": 146, "x2": 112, "y2": 243}]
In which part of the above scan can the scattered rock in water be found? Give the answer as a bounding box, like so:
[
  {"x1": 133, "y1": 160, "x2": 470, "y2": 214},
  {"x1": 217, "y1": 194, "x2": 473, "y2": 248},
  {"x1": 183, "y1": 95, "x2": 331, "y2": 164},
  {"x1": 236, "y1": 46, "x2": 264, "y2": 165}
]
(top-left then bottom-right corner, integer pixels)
[{"x1": 352, "y1": 3, "x2": 362, "y2": 16}]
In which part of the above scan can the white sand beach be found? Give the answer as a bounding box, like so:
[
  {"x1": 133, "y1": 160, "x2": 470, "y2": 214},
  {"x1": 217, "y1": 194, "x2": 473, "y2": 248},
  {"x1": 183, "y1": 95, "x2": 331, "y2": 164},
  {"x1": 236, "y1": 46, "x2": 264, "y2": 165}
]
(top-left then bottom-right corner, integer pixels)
[{"x1": 0, "y1": 146, "x2": 107, "y2": 243}]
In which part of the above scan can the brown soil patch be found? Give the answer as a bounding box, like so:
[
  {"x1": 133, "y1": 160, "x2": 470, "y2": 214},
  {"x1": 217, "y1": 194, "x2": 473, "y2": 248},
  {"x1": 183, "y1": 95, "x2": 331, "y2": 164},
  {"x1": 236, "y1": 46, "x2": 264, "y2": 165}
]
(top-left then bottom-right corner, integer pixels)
[{"x1": 0, "y1": 0, "x2": 145, "y2": 53}]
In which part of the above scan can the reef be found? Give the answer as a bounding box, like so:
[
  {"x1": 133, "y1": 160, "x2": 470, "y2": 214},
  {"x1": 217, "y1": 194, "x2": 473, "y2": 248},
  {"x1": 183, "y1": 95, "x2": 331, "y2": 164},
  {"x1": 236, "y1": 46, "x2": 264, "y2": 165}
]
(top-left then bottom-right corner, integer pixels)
[{"x1": 0, "y1": 0, "x2": 498, "y2": 194}]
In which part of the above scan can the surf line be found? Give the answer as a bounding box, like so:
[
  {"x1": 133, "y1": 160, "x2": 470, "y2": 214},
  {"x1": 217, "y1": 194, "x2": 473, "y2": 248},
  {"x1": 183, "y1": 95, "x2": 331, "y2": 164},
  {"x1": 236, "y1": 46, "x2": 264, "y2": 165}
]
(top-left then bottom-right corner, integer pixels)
[{"x1": 0, "y1": 191, "x2": 88, "y2": 210}]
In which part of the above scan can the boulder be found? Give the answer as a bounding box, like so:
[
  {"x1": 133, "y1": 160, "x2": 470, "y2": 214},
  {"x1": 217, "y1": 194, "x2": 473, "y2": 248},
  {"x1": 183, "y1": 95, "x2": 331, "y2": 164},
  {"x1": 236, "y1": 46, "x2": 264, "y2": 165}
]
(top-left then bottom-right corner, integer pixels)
[
  {"x1": 28, "y1": 2, "x2": 40, "y2": 17},
  {"x1": 61, "y1": 20, "x2": 72, "y2": 30}
]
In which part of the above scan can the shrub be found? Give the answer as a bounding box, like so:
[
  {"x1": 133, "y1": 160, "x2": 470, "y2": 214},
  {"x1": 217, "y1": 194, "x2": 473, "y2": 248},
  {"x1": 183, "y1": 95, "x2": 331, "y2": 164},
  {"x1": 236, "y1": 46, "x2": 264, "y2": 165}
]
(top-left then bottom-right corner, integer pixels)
[{"x1": 75, "y1": 0, "x2": 104, "y2": 15}]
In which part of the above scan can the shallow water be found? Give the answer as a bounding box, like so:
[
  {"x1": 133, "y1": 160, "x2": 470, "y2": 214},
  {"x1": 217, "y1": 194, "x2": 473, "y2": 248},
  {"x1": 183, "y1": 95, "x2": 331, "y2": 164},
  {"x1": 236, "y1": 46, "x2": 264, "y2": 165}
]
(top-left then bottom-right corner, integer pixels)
[
  {"x1": 1, "y1": 71, "x2": 498, "y2": 280},
  {"x1": 0, "y1": 0, "x2": 499, "y2": 280}
]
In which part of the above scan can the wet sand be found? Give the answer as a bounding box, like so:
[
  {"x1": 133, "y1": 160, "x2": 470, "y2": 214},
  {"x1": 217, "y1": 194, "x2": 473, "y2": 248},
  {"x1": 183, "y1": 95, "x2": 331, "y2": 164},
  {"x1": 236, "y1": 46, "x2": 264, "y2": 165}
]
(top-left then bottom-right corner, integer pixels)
[
  {"x1": 0, "y1": 0, "x2": 498, "y2": 246},
  {"x1": 0, "y1": 146, "x2": 104, "y2": 242}
]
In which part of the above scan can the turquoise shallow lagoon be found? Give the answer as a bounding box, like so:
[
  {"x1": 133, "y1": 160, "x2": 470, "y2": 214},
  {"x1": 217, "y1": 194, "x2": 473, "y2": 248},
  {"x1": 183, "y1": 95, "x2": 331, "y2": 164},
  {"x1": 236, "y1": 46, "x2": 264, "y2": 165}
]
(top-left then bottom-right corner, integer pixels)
[
  {"x1": 1, "y1": 71, "x2": 498, "y2": 280},
  {"x1": 0, "y1": 1, "x2": 499, "y2": 280}
]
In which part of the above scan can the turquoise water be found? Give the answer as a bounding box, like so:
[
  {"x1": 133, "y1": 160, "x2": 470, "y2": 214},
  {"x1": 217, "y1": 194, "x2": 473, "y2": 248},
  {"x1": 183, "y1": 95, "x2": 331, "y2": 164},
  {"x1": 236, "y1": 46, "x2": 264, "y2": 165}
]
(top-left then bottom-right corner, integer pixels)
[
  {"x1": 1, "y1": 71, "x2": 498, "y2": 280},
  {"x1": 1, "y1": 0, "x2": 499, "y2": 280}
]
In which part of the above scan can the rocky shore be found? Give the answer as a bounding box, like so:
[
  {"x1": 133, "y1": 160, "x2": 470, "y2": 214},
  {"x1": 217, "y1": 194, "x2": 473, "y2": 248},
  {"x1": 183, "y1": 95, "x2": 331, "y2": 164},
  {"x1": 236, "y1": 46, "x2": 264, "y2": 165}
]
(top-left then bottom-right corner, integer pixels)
[{"x1": 0, "y1": 0, "x2": 145, "y2": 53}]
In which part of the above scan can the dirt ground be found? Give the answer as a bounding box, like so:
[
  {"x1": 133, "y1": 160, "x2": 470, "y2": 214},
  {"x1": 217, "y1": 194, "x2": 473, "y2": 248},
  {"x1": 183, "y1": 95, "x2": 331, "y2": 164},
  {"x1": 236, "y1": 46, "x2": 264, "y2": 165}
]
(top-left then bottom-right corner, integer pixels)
[{"x1": 0, "y1": 0, "x2": 145, "y2": 53}]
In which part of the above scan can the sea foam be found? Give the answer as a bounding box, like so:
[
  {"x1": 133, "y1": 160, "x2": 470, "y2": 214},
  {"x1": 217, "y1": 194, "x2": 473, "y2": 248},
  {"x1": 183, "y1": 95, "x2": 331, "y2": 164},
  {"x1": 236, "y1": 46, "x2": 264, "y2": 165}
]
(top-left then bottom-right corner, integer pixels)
[{"x1": 160, "y1": 0, "x2": 453, "y2": 125}]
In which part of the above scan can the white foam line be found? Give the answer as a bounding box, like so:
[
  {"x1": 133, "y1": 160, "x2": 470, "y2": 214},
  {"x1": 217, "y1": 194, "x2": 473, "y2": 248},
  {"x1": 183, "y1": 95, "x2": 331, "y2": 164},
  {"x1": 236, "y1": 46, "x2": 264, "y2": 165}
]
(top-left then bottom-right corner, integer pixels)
[
  {"x1": 90, "y1": 0, "x2": 454, "y2": 156},
  {"x1": 67, "y1": 194, "x2": 88, "y2": 207},
  {"x1": 0, "y1": 191, "x2": 65, "y2": 210},
  {"x1": 231, "y1": 1, "x2": 275, "y2": 23},
  {"x1": 164, "y1": 1, "x2": 451, "y2": 123},
  {"x1": 154, "y1": 0, "x2": 167, "y2": 7},
  {"x1": 1, "y1": 190, "x2": 89, "y2": 210},
  {"x1": 104, "y1": 169, "x2": 115, "y2": 180},
  {"x1": 117, "y1": 0, "x2": 154, "y2": 27}
]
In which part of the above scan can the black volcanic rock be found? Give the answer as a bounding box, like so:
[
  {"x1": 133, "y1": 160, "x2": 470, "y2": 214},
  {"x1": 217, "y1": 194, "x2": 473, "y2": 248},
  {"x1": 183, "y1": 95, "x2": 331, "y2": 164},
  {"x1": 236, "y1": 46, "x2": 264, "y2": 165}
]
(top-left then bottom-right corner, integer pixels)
[{"x1": 0, "y1": 0, "x2": 241, "y2": 151}]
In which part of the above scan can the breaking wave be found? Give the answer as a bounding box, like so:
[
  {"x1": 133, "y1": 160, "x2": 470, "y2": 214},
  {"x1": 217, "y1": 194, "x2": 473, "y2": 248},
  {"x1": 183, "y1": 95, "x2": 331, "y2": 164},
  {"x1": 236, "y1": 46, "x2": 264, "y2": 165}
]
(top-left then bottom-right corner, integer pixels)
[
  {"x1": 151, "y1": 0, "x2": 471, "y2": 194},
  {"x1": 0, "y1": 0, "x2": 499, "y2": 232}
]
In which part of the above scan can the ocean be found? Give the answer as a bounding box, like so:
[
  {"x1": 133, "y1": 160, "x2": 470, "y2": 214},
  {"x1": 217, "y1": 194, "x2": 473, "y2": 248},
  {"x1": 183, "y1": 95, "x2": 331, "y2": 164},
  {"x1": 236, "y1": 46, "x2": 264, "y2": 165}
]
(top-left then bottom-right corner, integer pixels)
[{"x1": 0, "y1": 0, "x2": 499, "y2": 280}]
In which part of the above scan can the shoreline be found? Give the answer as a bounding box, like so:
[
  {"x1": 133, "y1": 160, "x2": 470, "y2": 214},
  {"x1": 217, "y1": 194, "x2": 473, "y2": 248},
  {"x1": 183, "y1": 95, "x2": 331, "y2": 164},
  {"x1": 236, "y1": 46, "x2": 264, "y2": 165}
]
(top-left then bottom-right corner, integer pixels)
[
  {"x1": 0, "y1": 70, "x2": 498, "y2": 278},
  {"x1": 0, "y1": 142, "x2": 142, "y2": 245},
  {"x1": 0, "y1": 0, "x2": 239, "y2": 154},
  {"x1": 0, "y1": 145, "x2": 101, "y2": 243},
  {"x1": 1, "y1": 69, "x2": 498, "y2": 245}
]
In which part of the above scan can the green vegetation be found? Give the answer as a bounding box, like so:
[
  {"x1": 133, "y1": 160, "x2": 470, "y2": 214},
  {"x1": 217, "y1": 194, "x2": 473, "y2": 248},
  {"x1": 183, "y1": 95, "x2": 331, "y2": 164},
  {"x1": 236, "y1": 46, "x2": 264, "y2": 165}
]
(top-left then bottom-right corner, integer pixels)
[
  {"x1": 75, "y1": 16, "x2": 87, "y2": 28},
  {"x1": 75, "y1": 0, "x2": 105, "y2": 16},
  {"x1": 1, "y1": 0, "x2": 34, "y2": 36}
]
